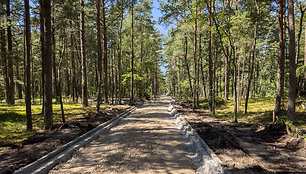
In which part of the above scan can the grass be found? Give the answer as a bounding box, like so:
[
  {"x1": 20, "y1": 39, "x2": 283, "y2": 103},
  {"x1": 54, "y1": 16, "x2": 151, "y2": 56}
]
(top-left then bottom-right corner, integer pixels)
[
  {"x1": 0, "y1": 98, "x2": 111, "y2": 147},
  {"x1": 189, "y1": 97, "x2": 306, "y2": 130}
]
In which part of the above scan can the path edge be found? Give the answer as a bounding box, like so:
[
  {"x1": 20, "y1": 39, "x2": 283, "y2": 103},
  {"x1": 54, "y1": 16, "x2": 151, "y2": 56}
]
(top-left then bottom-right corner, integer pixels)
[
  {"x1": 13, "y1": 106, "x2": 136, "y2": 174},
  {"x1": 168, "y1": 99, "x2": 230, "y2": 174}
]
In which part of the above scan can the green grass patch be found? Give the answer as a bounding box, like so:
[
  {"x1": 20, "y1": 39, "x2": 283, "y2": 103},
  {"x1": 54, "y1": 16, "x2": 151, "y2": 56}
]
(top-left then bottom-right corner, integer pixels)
[
  {"x1": 195, "y1": 97, "x2": 305, "y2": 130},
  {"x1": 0, "y1": 99, "x2": 111, "y2": 146}
]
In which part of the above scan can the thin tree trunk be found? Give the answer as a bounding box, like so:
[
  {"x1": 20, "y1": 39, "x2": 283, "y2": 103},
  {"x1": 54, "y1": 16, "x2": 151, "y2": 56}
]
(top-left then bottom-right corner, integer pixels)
[
  {"x1": 233, "y1": 46, "x2": 238, "y2": 122},
  {"x1": 296, "y1": 7, "x2": 305, "y2": 64},
  {"x1": 118, "y1": 7, "x2": 123, "y2": 104},
  {"x1": 59, "y1": 79, "x2": 65, "y2": 123},
  {"x1": 304, "y1": 24, "x2": 306, "y2": 80},
  {"x1": 245, "y1": 0, "x2": 259, "y2": 114},
  {"x1": 192, "y1": 0, "x2": 198, "y2": 110},
  {"x1": 184, "y1": 34, "x2": 193, "y2": 97},
  {"x1": 130, "y1": 2, "x2": 134, "y2": 105},
  {"x1": 0, "y1": 28, "x2": 8, "y2": 104},
  {"x1": 80, "y1": 0, "x2": 88, "y2": 107},
  {"x1": 208, "y1": 0, "x2": 215, "y2": 116},
  {"x1": 287, "y1": 0, "x2": 296, "y2": 121},
  {"x1": 199, "y1": 34, "x2": 206, "y2": 99},
  {"x1": 6, "y1": 0, "x2": 15, "y2": 105},
  {"x1": 102, "y1": 0, "x2": 108, "y2": 104},
  {"x1": 70, "y1": 20, "x2": 76, "y2": 103},
  {"x1": 40, "y1": 0, "x2": 45, "y2": 115},
  {"x1": 52, "y1": 15, "x2": 59, "y2": 102},
  {"x1": 96, "y1": 0, "x2": 102, "y2": 111},
  {"x1": 111, "y1": 44, "x2": 114, "y2": 104},
  {"x1": 295, "y1": 6, "x2": 305, "y2": 97},
  {"x1": 238, "y1": 50, "x2": 246, "y2": 108},
  {"x1": 16, "y1": 62, "x2": 23, "y2": 99},
  {"x1": 25, "y1": 0, "x2": 32, "y2": 131}
]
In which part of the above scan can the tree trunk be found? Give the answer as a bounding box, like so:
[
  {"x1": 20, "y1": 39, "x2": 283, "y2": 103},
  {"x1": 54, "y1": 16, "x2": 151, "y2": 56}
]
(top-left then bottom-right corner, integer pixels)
[
  {"x1": 208, "y1": 0, "x2": 215, "y2": 116},
  {"x1": 304, "y1": 24, "x2": 306, "y2": 81},
  {"x1": 199, "y1": 34, "x2": 206, "y2": 99},
  {"x1": 42, "y1": 0, "x2": 53, "y2": 129},
  {"x1": 287, "y1": 0, "x2": 296, "y2": 121},
  {"x1": 118, "y1": 7, "x2": 123, "y2": 104},
  {"x1": 6, "y1": 0, "x2": 15, "y2": 105},
  {"x1": 102, "y1": 0, "x2": 108, "y2": 104},
  {"x1": 96, "y1": 0, "x2": 102, "y2": 111},
  {"x1": 275, "y1": 0, "x2": 285, "y2": 114},
  {"x1": 1, "y1": 25, "x2": 7, "y2": 99},
  {"x1": 25, "y1": 0, "x2": 32, "y2": 131},
  {"x1": 233, "y1": 46, "x2": 238, "y2": 122},
  {"x1": 130, "y1": 2, "x2": 134, "y2": 105},
  {"x1": 80, "y1": 0, "x2": 88, "y2": 107},
  {"x1": 40, "y1": 0, "x2": 45, "y2": 115},
  {"x1": 184, "y1": 34, "x2": 193, "y2": 97},
  {"x1": 16, "y1": 62, "x2": 23, "y2": 99},
  {"x1": 192, "y1": 0, "x2": 198, "y2": 110},
  {"x1": 295, "y1": 6, "x2": 305, "y2": 97},
  {"x1": 52, "y1": 15, "x2": 59, "y2": 102},
  {"x1": 70, "y1": 20, "x2": 76, "y2": 103},
  {"x1": 244, "y1": 1, "x2": 259, "y2": 114},
  {"x1": 296, "y1": 7, "x2": 305, "y2": 65}
]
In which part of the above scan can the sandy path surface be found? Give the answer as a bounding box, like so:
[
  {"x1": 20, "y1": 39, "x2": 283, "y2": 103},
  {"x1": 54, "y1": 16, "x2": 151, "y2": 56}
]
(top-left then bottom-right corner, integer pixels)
[{"x1": 50, "y1": 96, "x2": 195, "y2": 174}]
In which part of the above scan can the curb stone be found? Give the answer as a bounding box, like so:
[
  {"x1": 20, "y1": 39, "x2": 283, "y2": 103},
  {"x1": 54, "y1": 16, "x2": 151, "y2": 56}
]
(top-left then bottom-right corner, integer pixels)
[
  {"x1": 168, "y1": 101, "x2": 230, "y2": 174},
  {"x1": 13, "y1": 106, "x2": 136, "y2": 174}
]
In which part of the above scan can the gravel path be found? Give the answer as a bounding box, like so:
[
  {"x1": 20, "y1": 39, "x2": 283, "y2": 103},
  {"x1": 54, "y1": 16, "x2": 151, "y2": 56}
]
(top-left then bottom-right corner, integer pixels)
[{"x1": 50, "y1": 96, "x2": 195, "y2": 174}]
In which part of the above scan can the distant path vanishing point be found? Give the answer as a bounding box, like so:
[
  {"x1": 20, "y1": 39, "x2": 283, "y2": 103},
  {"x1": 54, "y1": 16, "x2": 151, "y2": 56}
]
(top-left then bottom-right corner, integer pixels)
[{"x1": 50, "y1": 96, "x2": 195, "y2": 174}]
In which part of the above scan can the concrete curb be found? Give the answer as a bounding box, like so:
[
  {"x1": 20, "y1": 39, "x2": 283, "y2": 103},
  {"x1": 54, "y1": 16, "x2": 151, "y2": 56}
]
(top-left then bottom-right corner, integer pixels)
[
  {"x1": 13, "y1": 106, "x2": 136, "y2": 174},
  {"x1": 168, "y1": 103, "x2": 230, "y2": 174}
]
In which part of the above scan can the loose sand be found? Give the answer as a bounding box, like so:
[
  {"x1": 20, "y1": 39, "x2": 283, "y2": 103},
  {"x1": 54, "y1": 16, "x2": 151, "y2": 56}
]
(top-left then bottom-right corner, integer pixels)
[{"x1": 50, "y1": 96, "x2": 195, "y2": 174}]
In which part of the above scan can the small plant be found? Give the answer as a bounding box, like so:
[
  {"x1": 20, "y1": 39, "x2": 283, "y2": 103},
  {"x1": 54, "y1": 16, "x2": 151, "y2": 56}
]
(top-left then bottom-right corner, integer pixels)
[{"x1": 285, "y1": 120, "x2": 306, "y2": 138}]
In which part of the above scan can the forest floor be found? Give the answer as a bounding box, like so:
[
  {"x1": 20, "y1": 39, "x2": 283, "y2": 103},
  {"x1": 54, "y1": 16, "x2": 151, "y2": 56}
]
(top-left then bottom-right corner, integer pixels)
[
  {"x1": 0, "y1": 100, "x2": 131, "y2": 174},
  {"x1": 173, "y1": 99, "x2": 306, "y2": 173}
]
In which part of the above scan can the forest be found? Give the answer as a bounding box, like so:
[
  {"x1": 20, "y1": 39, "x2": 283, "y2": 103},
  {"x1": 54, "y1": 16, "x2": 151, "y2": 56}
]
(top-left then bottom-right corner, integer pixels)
[{"x1": 0, "y1": 0, "x2": 305, "y2": 173}]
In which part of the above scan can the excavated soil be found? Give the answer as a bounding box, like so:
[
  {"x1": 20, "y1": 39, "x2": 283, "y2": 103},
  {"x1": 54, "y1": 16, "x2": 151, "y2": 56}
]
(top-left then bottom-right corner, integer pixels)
[
  {"x1": 50, "y1": 97, "x2": 195, "y2": 174},
  {"x1": 0, "y1": 106, "x2": 130, "y2": 174},
  {"x1": 174, "y1": 103, "x2": 306, "y2": 174}
]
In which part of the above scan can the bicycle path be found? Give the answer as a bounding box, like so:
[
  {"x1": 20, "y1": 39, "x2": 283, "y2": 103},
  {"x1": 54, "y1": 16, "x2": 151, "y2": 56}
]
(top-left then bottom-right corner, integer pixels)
[{"x1": 50, "y1": 96, "x2": 195, "y2": 174}]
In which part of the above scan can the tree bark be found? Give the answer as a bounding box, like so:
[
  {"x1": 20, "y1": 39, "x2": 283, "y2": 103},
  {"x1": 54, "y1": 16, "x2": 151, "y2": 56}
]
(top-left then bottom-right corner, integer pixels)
[
  {"x1": 244, "y1": 0, "x2": 259, "y2": 114},
  {"x1": 102, "y1": 0, "x2": 108, "y2": 104},
  {"x1": 184, "y1": 34, "x2": 193, "y2": 97},
  {"x1": 118, "y1": 6, "x2": 124, "y2": 104},
  {"x1": 304, "y1": 24, "x2": 306, "y2": 80},
  {"x1": 208, "y1": 0, "x2": 215, "y2": 116},
  {"x1": 0, "y1": 28, "x2": 8, "y2": 103},
  {"x1": 296, "y1": 6, "x2": 305, "y2": 65},
  {"x1": 233, "y1": 46, "x2": 238, "y2": 122},
  {"x1": 192, "y1": 0, "x2": 198, "y2": 110},
  {"x1": 70, "y1": 20, "x2": 76, "y2": 103},
  {"x1": 25, "y1": 0, "x2": 32, "y2": 131},
  {"x1": 96, "y1": 0, "x2": 102, "y2": 111},
  {"x1": 130, "y1": 2, "x2": 134, "y2": 105},
  {"x1": 42, "y1": 0, "x2": 53, "y2": 129},
  {"x1": 80, "y1": 0, "x2": 88, "y2": 107},
  {"x1": 199, "y1": 33, "x2": 206, "y2": 99},
  {"x1": 275, "y1": 0, "x2": 285, "y2": 114},
  {"x1": 6, "y1": 0, "x2": 15, "y2": 105},
  {"x1": 287, "y1": 0, "x2": 296, "y2": 121}
]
